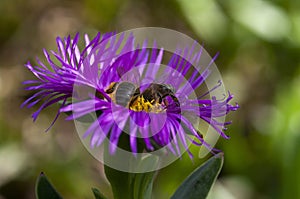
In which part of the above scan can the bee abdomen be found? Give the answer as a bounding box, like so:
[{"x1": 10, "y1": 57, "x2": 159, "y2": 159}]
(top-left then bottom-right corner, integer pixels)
[{"x1": 115, "y1": 82, "x2": 137, "y2": 107}]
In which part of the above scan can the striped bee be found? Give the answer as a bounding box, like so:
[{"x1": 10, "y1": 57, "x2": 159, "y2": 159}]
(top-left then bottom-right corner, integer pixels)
[{"x1": 105, "y1": 82, "x2": 179, "y2": 112}]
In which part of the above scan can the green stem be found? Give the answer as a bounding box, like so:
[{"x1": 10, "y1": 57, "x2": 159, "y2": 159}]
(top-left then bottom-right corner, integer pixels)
[
  {"x1": 104, "y1": 165, "x2": 134, "y2": 199},
  {"x1": 103, "y1": 133, "x2": 157, "y2": 199}
]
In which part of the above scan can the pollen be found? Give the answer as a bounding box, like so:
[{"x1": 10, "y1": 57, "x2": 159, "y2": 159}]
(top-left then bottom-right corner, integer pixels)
[
  {"x1": 129, "y1": 96, "x2": 166, "y2": 113},
  {"x1": 129, "y1": 96, "x2": 154, "y2": 112}
]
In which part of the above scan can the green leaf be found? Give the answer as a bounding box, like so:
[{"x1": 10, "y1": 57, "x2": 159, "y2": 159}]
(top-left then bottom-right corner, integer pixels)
[
  {"x1": 91, "y1": 188, "x2": 107, "y2": 199},
  {"x1": 171, "y1": 153, "x2": 224, "y2": 199},
  {"x1": 35, "y1": 172, "x2": 63, "y2": 199}
]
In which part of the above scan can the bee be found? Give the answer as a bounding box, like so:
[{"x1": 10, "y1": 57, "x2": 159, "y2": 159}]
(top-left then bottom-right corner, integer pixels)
[
  {"x1": 105, "y1": 82, "x2": 179, "y2": 112},
  {"x1": 105, "y1": 82, "x2": 139, "y2": 107}
]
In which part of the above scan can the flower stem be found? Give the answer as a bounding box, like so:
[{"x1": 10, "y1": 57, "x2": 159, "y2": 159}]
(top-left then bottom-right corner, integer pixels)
[{"x1": 103, "y1": 133, "x2": 157, "y2": 199}]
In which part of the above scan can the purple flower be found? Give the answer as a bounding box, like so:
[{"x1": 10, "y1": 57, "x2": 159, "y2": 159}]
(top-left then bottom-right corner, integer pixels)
[{"x1": 23, "y1": 32, "x2": 239, "y2": 158}]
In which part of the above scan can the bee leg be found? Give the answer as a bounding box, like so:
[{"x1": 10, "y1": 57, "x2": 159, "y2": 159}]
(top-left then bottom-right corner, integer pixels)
[{"x1": 105, "y1": 82, "x2": 118, "y2": 94}]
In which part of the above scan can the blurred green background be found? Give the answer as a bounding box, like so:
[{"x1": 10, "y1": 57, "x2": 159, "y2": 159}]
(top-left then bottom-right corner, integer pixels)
[{"x1": 1, "y1": 0, "x2": 300, "y2": 198}]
